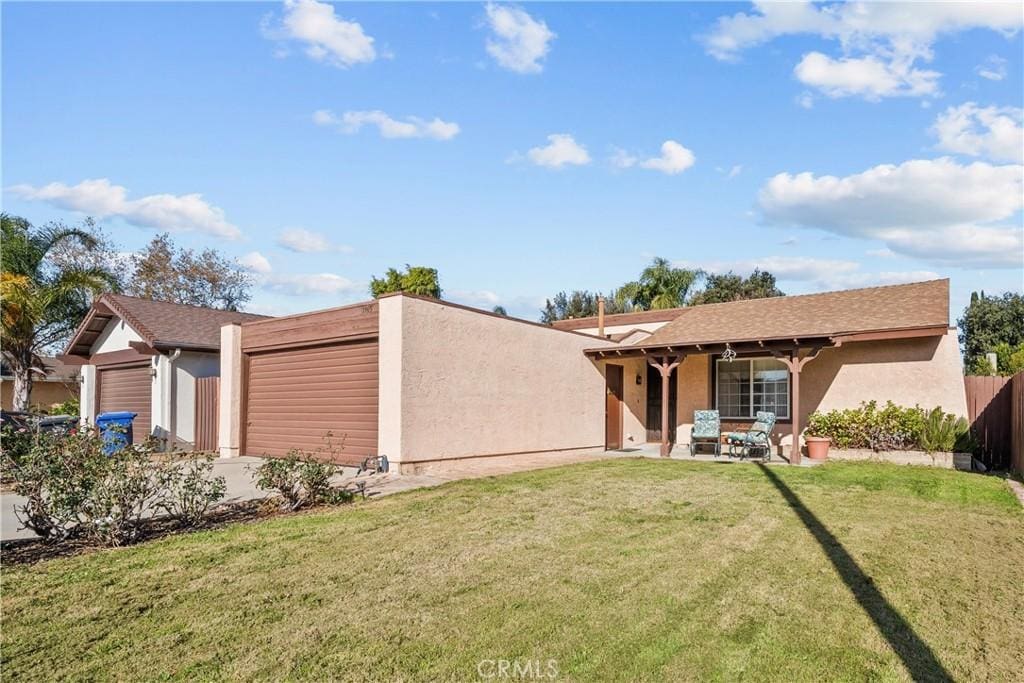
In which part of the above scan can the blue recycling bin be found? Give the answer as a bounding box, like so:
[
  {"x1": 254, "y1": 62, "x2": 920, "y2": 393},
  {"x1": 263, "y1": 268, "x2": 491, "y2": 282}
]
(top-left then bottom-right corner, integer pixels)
[{"x1": 96, "y1": 411, "x2": 137, "y2": 455}]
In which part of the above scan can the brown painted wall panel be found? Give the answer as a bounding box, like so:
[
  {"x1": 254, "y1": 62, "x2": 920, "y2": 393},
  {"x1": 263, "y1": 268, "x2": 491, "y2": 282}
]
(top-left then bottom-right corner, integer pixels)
[
  {"x1": 97, "y1": 364, "x2": 151, "y2": 443},
  {"x1": 244, "y1": 339, "x2": 379, "y2": 459},
  {"x1": 241, "y1": 301, "x2": 378, "y2": 353}
]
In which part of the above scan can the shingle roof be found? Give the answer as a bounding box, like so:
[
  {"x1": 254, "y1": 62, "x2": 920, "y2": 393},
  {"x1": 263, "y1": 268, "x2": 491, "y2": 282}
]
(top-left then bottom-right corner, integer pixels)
[
  {"x1": 551, "y1": 307, "x2": 685, "y2": 331},
  {"x1": 64, "y1": 294, "x2": 270, "y2": 355},
  {"x1": 634, "y1": 279, "x2": 950, "y2": 349}
]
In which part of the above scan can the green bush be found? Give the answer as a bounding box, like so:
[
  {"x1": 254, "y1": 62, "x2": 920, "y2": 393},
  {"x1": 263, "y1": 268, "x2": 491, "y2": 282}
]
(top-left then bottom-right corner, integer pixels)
[
  {"x1": 3, "y1": 426, "x2": 227, "y2": 545},
  {"x1": 919, "y1": 407, "x2": 975, "y2": 453},
  {"x1": 806, "y1": 401, "x2": 973, "y2": 452},
  {"x1": 156, "y1": 453, "x2": 227, "y2": 527},
  {"x1": 49, "y1": 396, "x2": 81, "y2": 418},
  {"x1": 253, "y1": 452, "x2": 353, "y2": 511}
]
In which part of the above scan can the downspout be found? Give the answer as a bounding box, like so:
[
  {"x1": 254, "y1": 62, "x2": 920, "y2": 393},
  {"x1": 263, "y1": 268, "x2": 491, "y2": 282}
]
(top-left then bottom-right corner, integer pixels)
[{"x1": 166, "y1": 348, "x2": 182, "y2": 451}]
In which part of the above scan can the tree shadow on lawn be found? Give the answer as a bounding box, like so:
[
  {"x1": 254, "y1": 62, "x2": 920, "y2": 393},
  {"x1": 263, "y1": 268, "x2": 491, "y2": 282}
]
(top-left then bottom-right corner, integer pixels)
[{"x1": 756, "y1": 464, "x2": 953, "y2": 682}]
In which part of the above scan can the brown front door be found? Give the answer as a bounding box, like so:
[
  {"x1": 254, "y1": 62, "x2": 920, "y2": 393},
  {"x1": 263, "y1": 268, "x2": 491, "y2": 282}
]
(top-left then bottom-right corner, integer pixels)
[{"x1": 605, "y1": 364, "x2": 624, "y2": 450}]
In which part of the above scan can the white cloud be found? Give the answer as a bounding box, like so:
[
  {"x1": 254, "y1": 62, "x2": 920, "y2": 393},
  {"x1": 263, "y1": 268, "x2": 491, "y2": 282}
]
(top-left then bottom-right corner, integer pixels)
[
  {"x1": 448, "y1": 289, "x2": 501, "y2": 307},
  {"x1": 794, "y1": 51, "x2": 939, "y2": 100},
  {"x1": 727, "y1": 164, "x2": 743, "y2": 179},
  {"x1": 866, "y1": 247, "x2": 897, "y2": 259},
  {"x1": 704, "y1": 1, "x2": 1022, "y2": 100},
  {"x1": 685, "y1": 255, "x2": 939, "y2": 291},
  {"x1": 263, "y1": 272, "x2": 357, "y2": 296},
  {"x1": 976, "y1": 54, "x2": 1008, "y2": 81},
  {"x1": 239, "y1": 251, "x2": 272, "y2": 274},
  {"x1": 639, "y1": 140, "x2": 696, "y2": 175},
  {"x1": 263, "y1": 0, "x2": 376, "y2": 68},
  {"x1": 277, "y1": 227, "x2": 353, "y2": 254},
  {"x1": 931, "y1": 102, "x2": 1023, "y2": 163},
  {"x1": 758, "y1": 157, "x2": 1023, "y2": 267},
  {"x1": 312, "y1": 109, "x2": 460, "y2": 140},
  {"x1": 526, "y1": 134, "x2": 591, "y2": 169},
  {"x1": 7, "y1": 178, "x2": 241, "y2": 240},
  {"x1": 484, "y1": 3, "x2": 556, "y2": 74}
]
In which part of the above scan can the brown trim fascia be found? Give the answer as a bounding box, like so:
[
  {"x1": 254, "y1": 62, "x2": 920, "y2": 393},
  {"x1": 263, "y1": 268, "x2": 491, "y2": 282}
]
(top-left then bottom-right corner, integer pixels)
[
  {"x1": 240, "y1": 299, "x2": 379, "y2": 330},
  {"x1": 88, "y1": 348, "x2": 156, "y2": 367},
  {"x1": 242, "y1": 332, "x2": 380, "y2": 355},
  {"x1": 128, "y1": 341, "x2": 160, "y2": 355},
  {"x1": 100, "y1": 294, "x2": 158, "y2": 347},
  {"x1": 61, "y1": 303, "x2": 114, "y2": 355},
  {"x1": 586, "y1": 336, "x2": 835, "y2": 358}
]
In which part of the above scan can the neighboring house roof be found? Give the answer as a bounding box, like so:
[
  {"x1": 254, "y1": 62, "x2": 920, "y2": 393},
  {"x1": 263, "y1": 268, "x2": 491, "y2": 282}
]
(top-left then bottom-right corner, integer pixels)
[
  {"x1": 608, "y1": 328, "x2": 653, "y2": 344},
  {"x1": 0, "y1": 356, "x2": 81, "y2": 382},
  {"x1": 64, "y1": 293, "x2": 270, "y2": 356},
  {"x1": 551, "y1": 307, "x2": 685, "y2": 331},
  {"x1": 600, "y1": 279, "x2": 949, "y2": 353}
]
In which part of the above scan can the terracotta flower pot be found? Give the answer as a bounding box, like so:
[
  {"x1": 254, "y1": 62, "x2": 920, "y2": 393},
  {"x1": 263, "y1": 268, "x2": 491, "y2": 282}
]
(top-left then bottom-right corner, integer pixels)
[{"x1": 805, "y1": 436, "x2": 831, "y2": 460}]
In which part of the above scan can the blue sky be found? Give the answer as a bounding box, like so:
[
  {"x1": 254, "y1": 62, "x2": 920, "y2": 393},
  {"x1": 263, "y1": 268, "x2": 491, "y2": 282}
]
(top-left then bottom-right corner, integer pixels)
[{"x1": 3, "y1": 1, "x2": 1022, "y2": 320}]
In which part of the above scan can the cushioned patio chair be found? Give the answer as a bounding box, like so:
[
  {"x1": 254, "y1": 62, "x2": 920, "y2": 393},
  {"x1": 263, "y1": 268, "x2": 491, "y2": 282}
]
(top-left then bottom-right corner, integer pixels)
[
  {"x1": 688, "y1": 410, "x2": 721, "y2": 457},
  {"x1": 726, "y1": 411, "x2": 776, "y2": 461}
]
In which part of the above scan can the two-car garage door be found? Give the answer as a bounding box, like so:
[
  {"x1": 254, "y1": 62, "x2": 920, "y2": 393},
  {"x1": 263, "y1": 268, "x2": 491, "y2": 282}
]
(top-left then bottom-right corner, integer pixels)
[
  {"x1": 97, "y1": 365, "x2": 151, "y2": 443},
  {"x1": 244, "y1": 339, "x2": 379, "y2": 459}
]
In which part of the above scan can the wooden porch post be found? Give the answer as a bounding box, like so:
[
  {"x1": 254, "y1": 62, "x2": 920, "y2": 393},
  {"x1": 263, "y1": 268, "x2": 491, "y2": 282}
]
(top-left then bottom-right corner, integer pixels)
[
  {"x1": 772, "y1": 346, "x2": 822, "y2": 466},
  {"x1": 647, "y1": 354, "x2": 684, "y2": 457}
]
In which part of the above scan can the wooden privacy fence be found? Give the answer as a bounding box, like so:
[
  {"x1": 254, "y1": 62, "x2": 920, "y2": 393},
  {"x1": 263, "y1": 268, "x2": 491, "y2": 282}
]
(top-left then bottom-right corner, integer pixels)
[
  {"x1": 1012, "y1": 373, "x2": 1023, "y2": 475},
  {"x1": 194, "y1": 377, "x2": 219, "y2": 452},
  {"x1": 964, "y1": 372, "x2": 1024, "y2": 472}
]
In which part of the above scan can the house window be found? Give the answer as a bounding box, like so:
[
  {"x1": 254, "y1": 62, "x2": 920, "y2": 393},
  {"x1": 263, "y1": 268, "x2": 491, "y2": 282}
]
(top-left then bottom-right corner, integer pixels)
[{"x1": 715, "y1": 357, "x2": 790, "y2": 419}]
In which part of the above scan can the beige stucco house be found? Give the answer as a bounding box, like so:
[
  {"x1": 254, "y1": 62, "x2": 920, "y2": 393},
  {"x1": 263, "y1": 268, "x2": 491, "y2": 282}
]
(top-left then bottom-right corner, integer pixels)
[{"x1": 216, "y1": 278, "x2": 966, "y2": 472}]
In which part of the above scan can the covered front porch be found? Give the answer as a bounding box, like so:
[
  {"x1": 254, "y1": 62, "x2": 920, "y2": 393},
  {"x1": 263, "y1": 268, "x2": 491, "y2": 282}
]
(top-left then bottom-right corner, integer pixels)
[{"x1": 591, "y1": 337, "x2": 834, "y2": 465}]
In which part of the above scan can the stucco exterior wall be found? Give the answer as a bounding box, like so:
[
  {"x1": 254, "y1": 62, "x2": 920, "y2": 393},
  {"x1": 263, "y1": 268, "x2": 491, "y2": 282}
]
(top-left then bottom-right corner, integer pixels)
[
  {"x1": 171, "y1": 351, "x2": 220, "y2": 445},
  {"x1": 1, "y1": 380, "x2": 79, "y2": 412},
  {"x1": 218, "y1": 325, "x2": 242, "y2": 458},
  {"x1": 391, "y1": 295, "x2": 615, "y2": 465},
  {"x1": 91, "y1": 318, "x2": 143, "y2": 353},
  {"x1": 665, "y1": 331, "x2": 966, "y2": 450}
]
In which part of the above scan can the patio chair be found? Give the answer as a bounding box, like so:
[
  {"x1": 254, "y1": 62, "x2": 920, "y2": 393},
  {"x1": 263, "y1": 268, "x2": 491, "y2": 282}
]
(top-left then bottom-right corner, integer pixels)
[
  {"x1": 725, "y1": 411, "x2": 776, "y2": 461},
  {"x1": 688, "y1": 410, "x2": 721, "y2": 457}
]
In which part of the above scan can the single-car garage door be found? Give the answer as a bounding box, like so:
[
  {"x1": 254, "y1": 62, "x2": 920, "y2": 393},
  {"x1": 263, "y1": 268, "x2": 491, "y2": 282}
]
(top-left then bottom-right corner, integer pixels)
[
  {"x1": 244, "y1": 339, "x2": 379, "y2": 459},
  {"x1": 97, "y1": 364, "x2": 152, "y2": 443}
]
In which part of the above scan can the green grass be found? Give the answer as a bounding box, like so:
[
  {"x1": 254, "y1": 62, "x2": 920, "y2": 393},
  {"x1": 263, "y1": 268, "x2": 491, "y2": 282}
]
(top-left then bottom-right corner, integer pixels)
[{"x1": 3, "y1": 460, "x2": 1022, "y2": 681}]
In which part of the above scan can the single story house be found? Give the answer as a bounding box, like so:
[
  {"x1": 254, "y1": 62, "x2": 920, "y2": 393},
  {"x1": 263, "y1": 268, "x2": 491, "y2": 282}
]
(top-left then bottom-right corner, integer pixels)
[
  {"x1": 1, "y1": 357, "x2": 80, "y2": 412},
  {"x1": 217, "y1": 278, "x2": 966, "y2": 472},
  {"x1": 61, "y1": 294, "x2": 267, "y2": 449}
]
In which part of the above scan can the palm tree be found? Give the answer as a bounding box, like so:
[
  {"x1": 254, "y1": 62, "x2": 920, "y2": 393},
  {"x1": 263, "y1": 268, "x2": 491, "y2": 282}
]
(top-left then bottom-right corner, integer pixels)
[
  {"x1": 615, "y1": 257, "x2": 703, "y2": 310},
  {"x1": 1, "y1": 214, "x2": 118, "y2": 411}
]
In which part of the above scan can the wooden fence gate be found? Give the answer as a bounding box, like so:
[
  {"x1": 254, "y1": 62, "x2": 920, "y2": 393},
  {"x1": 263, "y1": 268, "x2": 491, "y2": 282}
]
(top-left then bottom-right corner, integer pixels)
[
  {"x1": 194, "y1": 376, "x2": 220, "y2": 452},
  {"x1": 964, "y1": 372, "x2": 1024, "y2": 472}
]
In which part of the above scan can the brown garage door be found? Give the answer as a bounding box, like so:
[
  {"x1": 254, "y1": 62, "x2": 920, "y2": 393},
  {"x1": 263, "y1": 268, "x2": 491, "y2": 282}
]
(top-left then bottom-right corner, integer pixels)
[
  {"x1": 244, "y1": 339, "x2": 378, "y2": 459},
  {"x1": 97, "y1": 364, "x2": 151, "y2": 443}
]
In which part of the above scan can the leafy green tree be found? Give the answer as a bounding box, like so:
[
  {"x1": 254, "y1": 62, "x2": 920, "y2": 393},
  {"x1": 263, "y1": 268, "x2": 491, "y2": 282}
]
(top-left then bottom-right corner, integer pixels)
[
  {"x1": 540, "y1": 290, "x2": 625, "y2": 324},
  {"x1": 369, "y1": 265, "x2": 441, "y2": 299},
  {"x1": 689, "y1": 269, "x2": 784, "y2": 305},
  {"x1": 614, "y1": 257, "x2": 702, "y2": 310},
  {"x1": 958, "y1": 291, "x2": 1024, "y2": 375},
  {"x1": 492, "y1": 305, "x2": 508, "y2": 316},
  {"x1": 127, "y1": 234, "x2": 252, "y2": 311},
  {"x1": 1, "y1": 214, "x2": 118, "y2": 411}
]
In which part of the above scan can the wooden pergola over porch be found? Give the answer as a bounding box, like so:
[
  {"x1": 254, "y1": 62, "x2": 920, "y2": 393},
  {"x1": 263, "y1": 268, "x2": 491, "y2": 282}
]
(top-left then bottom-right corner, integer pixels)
[{"x1": 586, "y1": 336, "x2": 835, "y2": 464}]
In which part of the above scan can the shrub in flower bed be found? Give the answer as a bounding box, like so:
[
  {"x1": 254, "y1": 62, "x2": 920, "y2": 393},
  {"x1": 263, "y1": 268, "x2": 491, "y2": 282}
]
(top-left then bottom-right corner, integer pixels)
[
  {"x1": 252, "y1": 451, "x2": 354, "y2": 511},
  {"x1": 806, "y1": 401, "x2": 973, "y2": 453},
  {"x1": 2, "y1": 426, "x2": 226, "y2": 546}
]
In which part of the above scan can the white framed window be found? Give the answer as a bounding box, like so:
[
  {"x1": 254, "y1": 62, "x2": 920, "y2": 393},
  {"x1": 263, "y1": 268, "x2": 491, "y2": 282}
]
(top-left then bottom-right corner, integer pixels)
[{"x1": 714, "y1": 357, "x2": 790, "y2": 419}]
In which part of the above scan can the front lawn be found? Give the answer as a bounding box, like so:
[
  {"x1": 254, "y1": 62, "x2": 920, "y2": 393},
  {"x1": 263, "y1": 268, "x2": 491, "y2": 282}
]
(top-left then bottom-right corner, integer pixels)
[{"x1": 3, "y1": 460, "x2": 1022, "y2": 680}]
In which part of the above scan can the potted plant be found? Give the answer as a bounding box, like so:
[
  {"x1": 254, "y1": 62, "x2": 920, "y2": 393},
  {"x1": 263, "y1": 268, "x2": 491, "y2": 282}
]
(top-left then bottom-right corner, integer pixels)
[{"x1": 804, "y1": 412, "x2": 831, "y2": 460}]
